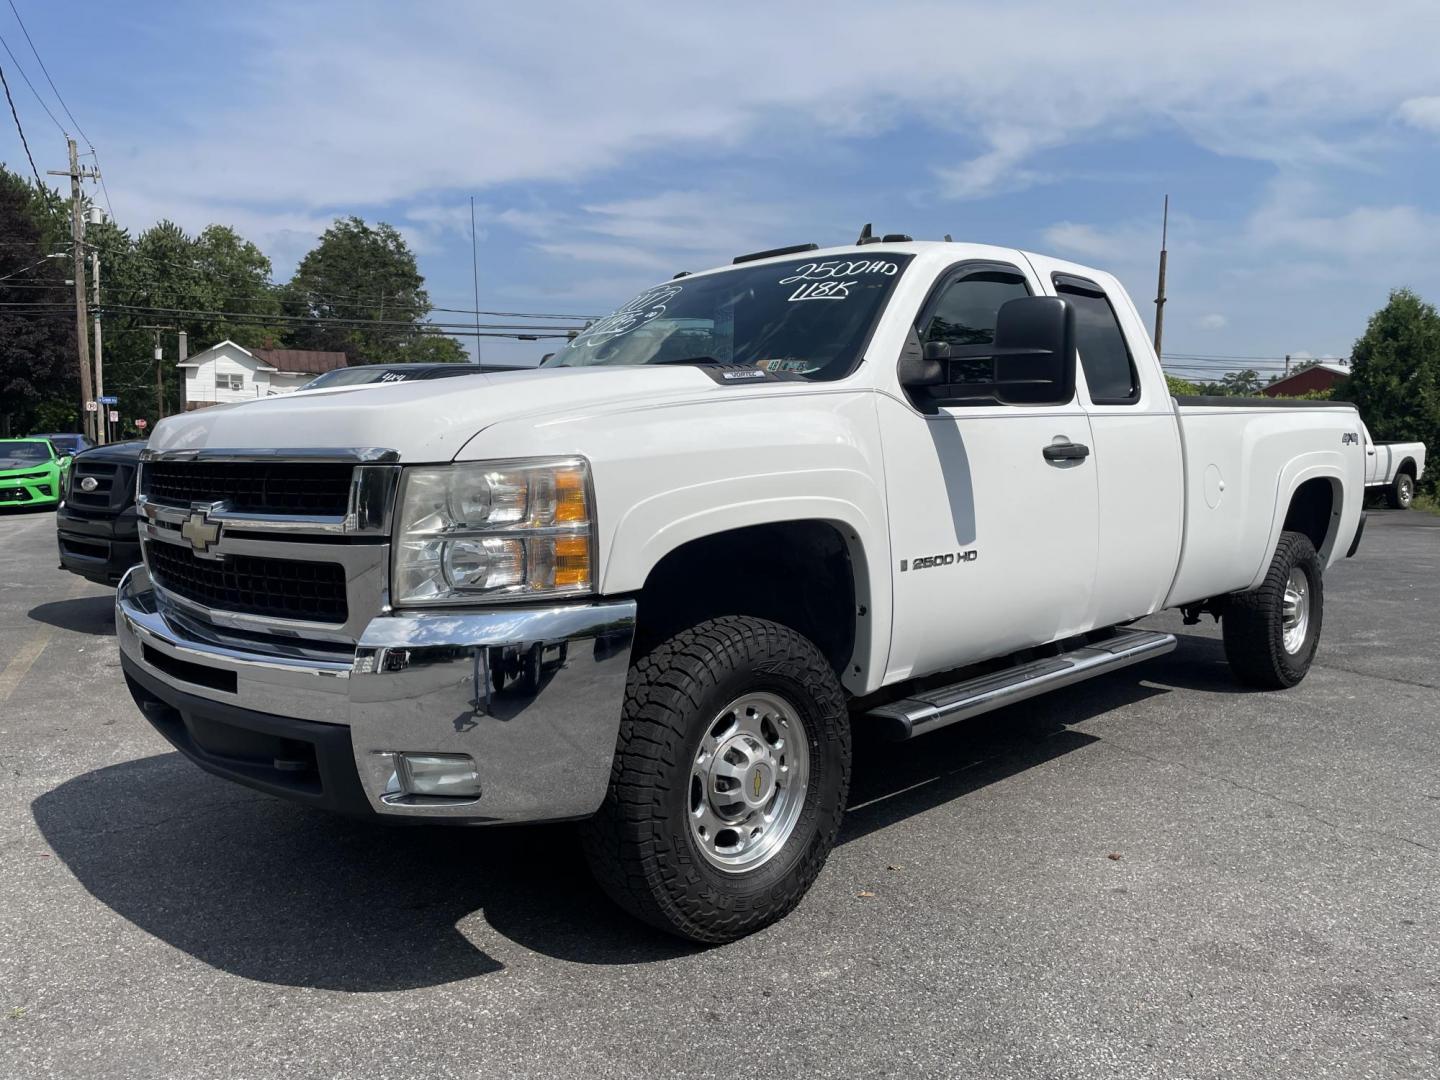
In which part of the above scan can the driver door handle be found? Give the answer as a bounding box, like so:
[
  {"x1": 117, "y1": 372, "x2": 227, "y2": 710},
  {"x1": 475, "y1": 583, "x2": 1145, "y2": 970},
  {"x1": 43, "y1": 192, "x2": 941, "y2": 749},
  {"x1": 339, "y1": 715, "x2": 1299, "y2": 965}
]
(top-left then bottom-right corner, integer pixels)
[{"x1": 1043, "y1": 439, "x2": 1090, "y2": 462}]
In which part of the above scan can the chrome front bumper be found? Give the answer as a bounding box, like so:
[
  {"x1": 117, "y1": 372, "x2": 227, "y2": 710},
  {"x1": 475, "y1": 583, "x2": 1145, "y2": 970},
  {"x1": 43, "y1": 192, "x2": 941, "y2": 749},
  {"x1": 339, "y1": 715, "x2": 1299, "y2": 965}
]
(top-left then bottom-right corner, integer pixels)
[{"x1": 116, "y1": 565, "x2": 636, "y2": 822}]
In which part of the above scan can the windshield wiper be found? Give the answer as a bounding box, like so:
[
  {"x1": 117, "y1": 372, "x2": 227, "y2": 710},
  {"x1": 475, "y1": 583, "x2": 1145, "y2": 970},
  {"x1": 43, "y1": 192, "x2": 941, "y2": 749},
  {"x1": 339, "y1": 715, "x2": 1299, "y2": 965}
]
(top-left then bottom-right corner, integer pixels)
[{"x1": 648, "y1": 355, "x2": 723, "y2": 366}]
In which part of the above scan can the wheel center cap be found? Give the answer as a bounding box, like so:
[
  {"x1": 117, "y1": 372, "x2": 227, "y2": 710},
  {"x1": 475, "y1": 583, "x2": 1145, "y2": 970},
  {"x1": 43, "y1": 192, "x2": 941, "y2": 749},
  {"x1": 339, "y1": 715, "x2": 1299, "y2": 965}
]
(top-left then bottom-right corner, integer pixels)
[{"x1": 744, "y1": 763, "x2": 774, "y2": 808}]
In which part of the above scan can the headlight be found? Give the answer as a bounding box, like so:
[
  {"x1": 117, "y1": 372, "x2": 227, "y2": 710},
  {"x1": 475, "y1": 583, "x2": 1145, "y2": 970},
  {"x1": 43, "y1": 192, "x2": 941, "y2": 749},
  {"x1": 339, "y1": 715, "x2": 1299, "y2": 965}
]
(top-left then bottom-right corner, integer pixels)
[{"x1": 392, "y1": 457, "x2": 595, "y2": 605}]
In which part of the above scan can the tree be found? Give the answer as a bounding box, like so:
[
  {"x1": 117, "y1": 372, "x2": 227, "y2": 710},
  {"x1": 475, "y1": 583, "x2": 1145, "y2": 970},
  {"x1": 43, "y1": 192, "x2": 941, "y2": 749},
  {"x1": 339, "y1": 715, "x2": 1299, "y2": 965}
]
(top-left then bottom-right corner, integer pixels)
[
  {"x1": 1338, "y1": 288, "x2": 1440, "y2": 492},
  {"x1": 282, "y1": 217, "x2": 464, "y2": 364},
  {"x1": 1165, "y1": 374, "x2": 1199, "y2": 396},
  {"x1": 0, "y1": 166, "x2": 76, "y2": 435},
  {"x1": 86, "y1": 218, "x2": 286, "y2": 419},
  {"x1": 393, "y1": 334, "x2": 468, "y2": 364},
  {"x1": 191, "y1": 225, "x2": 283, "y2": 347},
  {"x1": 1221, "y1": 369, "x2": 1263, "y2": 396}
]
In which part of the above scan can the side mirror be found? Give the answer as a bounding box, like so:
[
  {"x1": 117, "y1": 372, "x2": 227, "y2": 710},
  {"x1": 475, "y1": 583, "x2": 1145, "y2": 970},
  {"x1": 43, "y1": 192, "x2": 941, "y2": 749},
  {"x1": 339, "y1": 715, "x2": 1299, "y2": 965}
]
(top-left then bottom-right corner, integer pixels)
[
  {"x1": 903, "y1": 296, "x2": 1075, "y2": 407},
  {"x1": 988, "y1": 295, "x2": 1075, "y2": 406}
]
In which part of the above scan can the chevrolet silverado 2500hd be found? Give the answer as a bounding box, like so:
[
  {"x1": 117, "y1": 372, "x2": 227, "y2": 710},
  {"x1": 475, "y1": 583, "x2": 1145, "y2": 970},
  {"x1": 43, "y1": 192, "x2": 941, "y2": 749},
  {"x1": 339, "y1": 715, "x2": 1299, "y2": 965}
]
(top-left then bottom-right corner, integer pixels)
[{"x1": 116, "y1": 239, "x2": 1366, "y2": 942}]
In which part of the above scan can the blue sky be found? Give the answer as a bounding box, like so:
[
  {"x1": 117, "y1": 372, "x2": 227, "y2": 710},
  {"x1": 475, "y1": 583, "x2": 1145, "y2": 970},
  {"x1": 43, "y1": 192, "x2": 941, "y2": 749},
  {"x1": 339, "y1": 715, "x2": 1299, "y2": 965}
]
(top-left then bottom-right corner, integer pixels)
[{"x1": 4, "y1": 1, "x2": 1440, "y2": 378}]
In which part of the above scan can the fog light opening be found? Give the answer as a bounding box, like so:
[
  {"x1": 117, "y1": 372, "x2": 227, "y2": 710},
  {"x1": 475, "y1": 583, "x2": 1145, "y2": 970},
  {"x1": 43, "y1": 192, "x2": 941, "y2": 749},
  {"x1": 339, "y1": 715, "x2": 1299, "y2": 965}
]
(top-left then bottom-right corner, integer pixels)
[{"x1": 386, "y1": 752, "x2": 482, "y2": 801}]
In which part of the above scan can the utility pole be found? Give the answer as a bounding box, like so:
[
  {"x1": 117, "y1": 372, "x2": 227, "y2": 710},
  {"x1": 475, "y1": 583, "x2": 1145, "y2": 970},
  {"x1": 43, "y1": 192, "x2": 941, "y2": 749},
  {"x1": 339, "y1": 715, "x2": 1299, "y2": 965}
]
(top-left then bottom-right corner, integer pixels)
[
  {"x1": 470, "y1": 195, "x2": 482, "y2": 364},
  {"x1": 153, "y1": 330, "x2": 164, "y2": 420},
  {"x1": 1152, "y1": 194, "x2": 1169, "y2": 359},
  {"x1": 48, "y1": 138, "x2": 100, "y2": 440},
  {"x1": 141, "y1": 325, "x2": 181, "y2": 420},
  {"x1": 92, "y1": 247, "x2": 105, "y2": 444}
]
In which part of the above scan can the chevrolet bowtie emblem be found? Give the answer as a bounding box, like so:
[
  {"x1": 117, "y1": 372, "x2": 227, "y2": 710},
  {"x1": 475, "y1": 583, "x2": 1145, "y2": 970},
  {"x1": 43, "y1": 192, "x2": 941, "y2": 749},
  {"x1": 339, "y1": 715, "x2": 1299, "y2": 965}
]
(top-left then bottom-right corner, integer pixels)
[{"x1": 180, "y1": 510, "x2": 222, "y2": 554}]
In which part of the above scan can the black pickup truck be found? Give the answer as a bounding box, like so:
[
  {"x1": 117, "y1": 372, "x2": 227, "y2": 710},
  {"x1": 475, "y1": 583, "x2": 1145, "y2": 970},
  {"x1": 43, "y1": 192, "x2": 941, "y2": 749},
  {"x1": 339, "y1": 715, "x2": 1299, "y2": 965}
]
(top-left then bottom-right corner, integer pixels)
[{"x1": 56, "y1": 439, "x2": 145, "y2": 585}]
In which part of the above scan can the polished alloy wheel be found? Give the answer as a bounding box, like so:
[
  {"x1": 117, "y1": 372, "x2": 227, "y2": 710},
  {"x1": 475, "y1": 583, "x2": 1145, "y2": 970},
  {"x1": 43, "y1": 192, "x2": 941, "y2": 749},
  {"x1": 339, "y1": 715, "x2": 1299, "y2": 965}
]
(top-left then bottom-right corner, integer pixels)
[
  {"x1": 688, "y1": 691, "x2": 809, "y2": 872},
  {"x1": 1398, "y1": 475, "x2": 1414, "y2": 507},
  {"x1": 1281, "y1": 567, "x2": 1310, "y2": 654}
]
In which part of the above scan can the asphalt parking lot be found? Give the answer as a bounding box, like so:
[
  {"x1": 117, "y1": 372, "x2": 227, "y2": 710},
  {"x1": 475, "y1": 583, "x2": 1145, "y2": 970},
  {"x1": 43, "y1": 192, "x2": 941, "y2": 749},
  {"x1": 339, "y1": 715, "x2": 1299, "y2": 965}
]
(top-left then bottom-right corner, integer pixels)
[{"x1": 1, "y1": 507, "x2": 1437, "y2": 1079}]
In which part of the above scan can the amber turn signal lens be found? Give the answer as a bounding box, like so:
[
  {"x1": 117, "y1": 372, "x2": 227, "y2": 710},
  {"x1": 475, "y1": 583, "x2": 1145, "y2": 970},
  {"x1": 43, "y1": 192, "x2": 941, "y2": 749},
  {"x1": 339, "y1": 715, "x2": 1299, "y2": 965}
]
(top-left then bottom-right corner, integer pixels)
[
  {"x1": 554, "y1": 469, "x2": 588, "y2": 523},
  {"x1": 553, "y1": 535, "x2": 590, "y2": 587}
]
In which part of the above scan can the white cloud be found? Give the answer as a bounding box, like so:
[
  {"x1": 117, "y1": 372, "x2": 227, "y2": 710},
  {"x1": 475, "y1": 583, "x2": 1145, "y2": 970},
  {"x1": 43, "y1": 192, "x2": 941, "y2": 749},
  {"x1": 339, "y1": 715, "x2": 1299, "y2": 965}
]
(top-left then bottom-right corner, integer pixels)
[
  {"x1": 103, "y1": 1, "x2": 1440, "y2": 231},
  {"x1": 1042, "y1": 220, "x2": 1159, "y2": 264},
  {"x1": 533, "y1": 242, "x2": 672, "y2": 272},
  {"x1": 1197, "y1": 313, "x2": 1228, "y2": 331},
  {"x1": 1246, "y1": 176, "x2": 1440, "y2": 260},
  {"x1": 1397, "y1": 96, "x2": 1440, "y2": 134}
]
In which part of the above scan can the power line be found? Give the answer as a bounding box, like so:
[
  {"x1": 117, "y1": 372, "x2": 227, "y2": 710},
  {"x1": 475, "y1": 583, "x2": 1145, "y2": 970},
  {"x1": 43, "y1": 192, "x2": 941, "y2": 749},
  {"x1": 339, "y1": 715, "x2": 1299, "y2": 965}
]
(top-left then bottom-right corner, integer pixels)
[
  {"x1": 79, "y1": 236, "x2": 600, "y2": 320},
  {"x1": 5, "y1": 0, "x2": 89, "y2": 144},
  {"x1": 98, "y1": 301, "x2": 582, "y2": 331},
  {"x1": 0, "y1": 57, "x2": 39, "y2": 184},
  {"x1": 0, "y1": 29, "x2": 60, "y2": 133}
]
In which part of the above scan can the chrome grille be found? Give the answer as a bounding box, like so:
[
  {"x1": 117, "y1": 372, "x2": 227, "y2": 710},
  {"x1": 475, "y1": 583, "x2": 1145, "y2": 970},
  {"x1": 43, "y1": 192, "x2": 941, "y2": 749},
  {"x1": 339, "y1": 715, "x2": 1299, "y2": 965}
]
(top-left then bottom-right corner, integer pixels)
[
  {"x1": 147, "y1": 541, "x2": 349, "y2": 624},
  {"x1": 143, "y1": 460, "x2": 355, "y2": 516},
  {"x1": 137, "y1": 448, "x2": 399, "y2": 644}
]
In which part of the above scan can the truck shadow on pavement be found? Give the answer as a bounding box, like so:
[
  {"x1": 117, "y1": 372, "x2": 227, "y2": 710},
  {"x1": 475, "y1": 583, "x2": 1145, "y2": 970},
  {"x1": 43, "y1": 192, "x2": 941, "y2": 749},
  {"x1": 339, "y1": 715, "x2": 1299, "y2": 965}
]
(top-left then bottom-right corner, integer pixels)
[
  {"x1": 28, "y1": 594, "x2": 115, "y2": 636},
  {"x1": 32, "y1": 633, "x2": 1242, "y2": 987}
]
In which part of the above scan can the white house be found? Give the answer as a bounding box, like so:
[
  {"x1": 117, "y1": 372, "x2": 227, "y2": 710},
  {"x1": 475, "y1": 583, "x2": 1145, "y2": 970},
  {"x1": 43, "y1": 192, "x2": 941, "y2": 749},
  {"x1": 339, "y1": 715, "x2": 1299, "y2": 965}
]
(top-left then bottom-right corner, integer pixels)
[{"x1": 178, "y1": 340, "x2": 349, "y2": 409}]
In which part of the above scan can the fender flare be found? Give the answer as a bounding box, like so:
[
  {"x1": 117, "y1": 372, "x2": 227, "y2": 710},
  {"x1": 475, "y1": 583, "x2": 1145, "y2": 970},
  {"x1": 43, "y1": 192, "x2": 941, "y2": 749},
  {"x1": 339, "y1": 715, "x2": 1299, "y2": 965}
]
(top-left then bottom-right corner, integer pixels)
[
  {"x1": 600, "y1": 473, "x2": 889, "y2": 694},
  {"x1": 1250, "y1": 457, "x2": 1348, "y2": 590}
]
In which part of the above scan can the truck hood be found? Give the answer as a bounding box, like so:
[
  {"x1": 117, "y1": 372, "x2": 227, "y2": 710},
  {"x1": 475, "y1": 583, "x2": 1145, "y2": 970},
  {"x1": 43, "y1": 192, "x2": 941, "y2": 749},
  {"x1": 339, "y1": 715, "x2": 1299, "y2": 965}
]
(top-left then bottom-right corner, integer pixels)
[{"x1": 146, "y1": 366, "x2": 730, "y2": 461}]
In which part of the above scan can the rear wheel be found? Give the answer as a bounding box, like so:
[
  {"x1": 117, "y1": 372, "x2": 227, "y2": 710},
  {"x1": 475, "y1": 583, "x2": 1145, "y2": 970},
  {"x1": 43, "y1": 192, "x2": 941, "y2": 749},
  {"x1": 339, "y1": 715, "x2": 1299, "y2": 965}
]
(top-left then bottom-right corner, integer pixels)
[
  {"x1": 580, "y1": 616, "x2": 850, "y2": 943},
  {"x1": 1222, "y1": 531, "x2": 1323, "y2": 689},
  {"x1": 1387, "y1": 472, "x2": 1414, "y2": 509}
]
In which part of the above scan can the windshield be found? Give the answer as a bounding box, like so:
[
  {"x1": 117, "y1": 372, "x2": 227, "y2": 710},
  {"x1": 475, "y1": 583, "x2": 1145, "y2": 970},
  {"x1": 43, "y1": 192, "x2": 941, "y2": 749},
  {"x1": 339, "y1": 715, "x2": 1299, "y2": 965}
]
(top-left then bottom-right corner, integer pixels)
[
  {"x1": 35, "y1": 434, "x2": 83, "y2": 454},
  {"x1": 0, "y1": 441, "x2": 53, "y2": 468},
  {"x1": 303, "y1": 368, "x2": 400, "y2": 388},
  {"x1": 546, "y1": 253, "x2": 915, "y2": 381}
]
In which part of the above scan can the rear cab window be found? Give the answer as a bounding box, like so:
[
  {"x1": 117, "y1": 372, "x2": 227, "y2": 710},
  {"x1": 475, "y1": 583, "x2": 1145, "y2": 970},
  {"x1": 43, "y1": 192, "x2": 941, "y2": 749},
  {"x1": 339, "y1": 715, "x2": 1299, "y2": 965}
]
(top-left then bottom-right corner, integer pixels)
[{"x1": 1052, "y1": 274, "x2": 1141, "y2": 405}]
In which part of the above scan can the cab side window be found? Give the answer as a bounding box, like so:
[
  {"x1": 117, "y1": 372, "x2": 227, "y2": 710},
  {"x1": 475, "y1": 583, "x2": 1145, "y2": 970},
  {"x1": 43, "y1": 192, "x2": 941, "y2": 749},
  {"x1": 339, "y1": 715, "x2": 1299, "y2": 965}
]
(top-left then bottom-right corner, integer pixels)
[
  {"x1": 1054, "y1": 274, "x2": 1140, "y2": 405},
  {"x1": 918, "y1": 268, "x2": 1031, "y2": 394}
]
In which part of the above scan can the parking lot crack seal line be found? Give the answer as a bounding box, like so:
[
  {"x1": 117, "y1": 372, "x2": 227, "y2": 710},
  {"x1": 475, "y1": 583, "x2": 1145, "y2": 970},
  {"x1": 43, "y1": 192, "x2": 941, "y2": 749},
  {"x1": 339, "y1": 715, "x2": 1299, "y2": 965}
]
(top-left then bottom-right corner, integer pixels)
[
  {"x1": 1097, "y1": 737, "x2": 1440, "y2": 859},
  {"x1": 1308, "y1": 661, "x2": 1440, "y2": 694}
]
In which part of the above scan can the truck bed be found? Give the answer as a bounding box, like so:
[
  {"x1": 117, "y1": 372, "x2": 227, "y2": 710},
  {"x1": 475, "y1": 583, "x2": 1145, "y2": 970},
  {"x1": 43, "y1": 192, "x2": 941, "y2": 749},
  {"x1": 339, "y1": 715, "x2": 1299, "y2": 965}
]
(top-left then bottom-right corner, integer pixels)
[{"x1": 1165, "y1": 397, "x2": 1364, "y2": 608}]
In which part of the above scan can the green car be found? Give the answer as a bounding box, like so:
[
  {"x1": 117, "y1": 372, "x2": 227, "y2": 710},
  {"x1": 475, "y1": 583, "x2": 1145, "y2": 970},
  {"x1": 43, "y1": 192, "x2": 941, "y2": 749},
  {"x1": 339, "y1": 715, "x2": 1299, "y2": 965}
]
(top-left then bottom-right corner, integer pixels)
[{"x1": 0, "y1": 438, "x2": 72, "y2": 509}]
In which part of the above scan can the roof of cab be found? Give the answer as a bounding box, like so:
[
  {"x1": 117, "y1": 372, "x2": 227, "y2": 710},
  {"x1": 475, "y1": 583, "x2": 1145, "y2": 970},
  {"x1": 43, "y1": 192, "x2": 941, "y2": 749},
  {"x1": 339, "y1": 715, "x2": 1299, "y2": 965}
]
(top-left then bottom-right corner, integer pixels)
[{"x1": 678, "y1": 239, "x2": 1094, "y2": 280}]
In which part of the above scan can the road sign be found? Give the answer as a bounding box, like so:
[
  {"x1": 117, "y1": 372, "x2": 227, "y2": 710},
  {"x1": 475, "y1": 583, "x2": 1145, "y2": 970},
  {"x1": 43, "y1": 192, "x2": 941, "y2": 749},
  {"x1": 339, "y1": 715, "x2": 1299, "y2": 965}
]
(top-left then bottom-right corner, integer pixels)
[
  {"x1": 98, "y1": 395, "x2": 118, "y2": 405},
  {"x1": 85, "y1": 400, "x2": 98, "y2": 412},
  {"x1": 135, "y1": 419, "x2": 148, "y2": 429},
  {"x1": 108, "y1": 410, "x2": 119, "y2": 422}
]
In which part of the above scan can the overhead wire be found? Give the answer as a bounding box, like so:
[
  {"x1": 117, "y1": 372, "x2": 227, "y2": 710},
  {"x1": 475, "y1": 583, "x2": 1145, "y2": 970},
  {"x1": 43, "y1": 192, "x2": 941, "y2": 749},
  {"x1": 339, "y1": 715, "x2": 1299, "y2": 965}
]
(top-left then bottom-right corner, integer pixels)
[
  {"x1": 0, "y1": 28, "x2": 61, "y2": 133},
  {"x1": 4, "y1": 0, "x2": 88, "y2": 143},
  {"x1": 0, "y1": 56, "x2": 40, "y2": 184}
]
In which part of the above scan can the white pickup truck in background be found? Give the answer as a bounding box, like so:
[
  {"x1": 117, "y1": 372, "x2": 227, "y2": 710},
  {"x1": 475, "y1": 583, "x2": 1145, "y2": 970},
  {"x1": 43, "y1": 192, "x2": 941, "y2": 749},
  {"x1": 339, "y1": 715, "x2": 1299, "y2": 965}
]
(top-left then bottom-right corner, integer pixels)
[
  {"x1": 116, "y1": 236, "x2": 1368, "y2": 942},
  {"x1": 1362, "y1": 422, "x2": 1426, "y2": 508}
]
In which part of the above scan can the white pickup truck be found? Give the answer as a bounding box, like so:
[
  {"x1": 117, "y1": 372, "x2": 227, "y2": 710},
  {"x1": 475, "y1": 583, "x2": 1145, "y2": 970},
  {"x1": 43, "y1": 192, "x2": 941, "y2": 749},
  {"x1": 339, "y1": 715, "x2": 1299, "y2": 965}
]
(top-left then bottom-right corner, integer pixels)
[
  {"x1": 117, "y1": 238, "x2": 1367, "y2": 942},
  {"x1": 1362, "y1": 422, "x2": 1426, "y2": 508}
]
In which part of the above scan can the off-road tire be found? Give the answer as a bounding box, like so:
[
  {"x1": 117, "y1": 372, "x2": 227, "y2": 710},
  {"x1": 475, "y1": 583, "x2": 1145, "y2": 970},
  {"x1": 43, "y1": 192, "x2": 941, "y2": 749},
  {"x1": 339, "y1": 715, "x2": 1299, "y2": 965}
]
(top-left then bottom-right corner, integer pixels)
[
  {"x1": 580, "y1": 616, "x2": 850, "y2": 943},
  {"x1": 1222, "y1": 530, "x2": 1323, "y2": 689},
  {"x1": 1387, "y1": 472, "x2": 1414, "y2": 509}
]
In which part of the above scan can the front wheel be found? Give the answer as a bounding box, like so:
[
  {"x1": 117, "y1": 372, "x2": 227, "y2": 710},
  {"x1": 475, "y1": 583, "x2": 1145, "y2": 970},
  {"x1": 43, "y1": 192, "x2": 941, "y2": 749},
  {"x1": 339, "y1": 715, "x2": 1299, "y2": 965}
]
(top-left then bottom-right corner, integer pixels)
[
  {"x1": 1222, "y1": 530, "x2": 1323, "y2": 689},
  {"x1": 580, "y1": 616, "x2": 851, "y2": 943},
  {"x1": 1387, "y1": 472, "x2": 1415, "y2": 509}
]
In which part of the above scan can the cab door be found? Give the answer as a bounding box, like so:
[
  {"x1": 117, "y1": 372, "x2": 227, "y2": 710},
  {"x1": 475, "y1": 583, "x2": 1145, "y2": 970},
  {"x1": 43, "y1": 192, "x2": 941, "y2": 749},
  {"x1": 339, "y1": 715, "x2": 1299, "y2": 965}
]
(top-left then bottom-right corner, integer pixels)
[
  {"x1": 877, "y1": 260, "x2": 1099, "y2": 684},
  {"x1": 1362, "y1": 423, "x2": 1381, "y2": 485},
  {"x1": 1023, "y1": 255, "x2": 1184, "y2": 629}
]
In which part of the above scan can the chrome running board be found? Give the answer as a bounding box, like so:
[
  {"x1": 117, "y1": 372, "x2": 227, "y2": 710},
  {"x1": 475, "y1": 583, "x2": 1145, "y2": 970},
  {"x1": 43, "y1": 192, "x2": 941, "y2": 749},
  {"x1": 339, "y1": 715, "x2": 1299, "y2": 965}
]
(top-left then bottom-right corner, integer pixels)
[{"x1": 867, "y1": 628, "x2": 1177, "y2": 740}]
